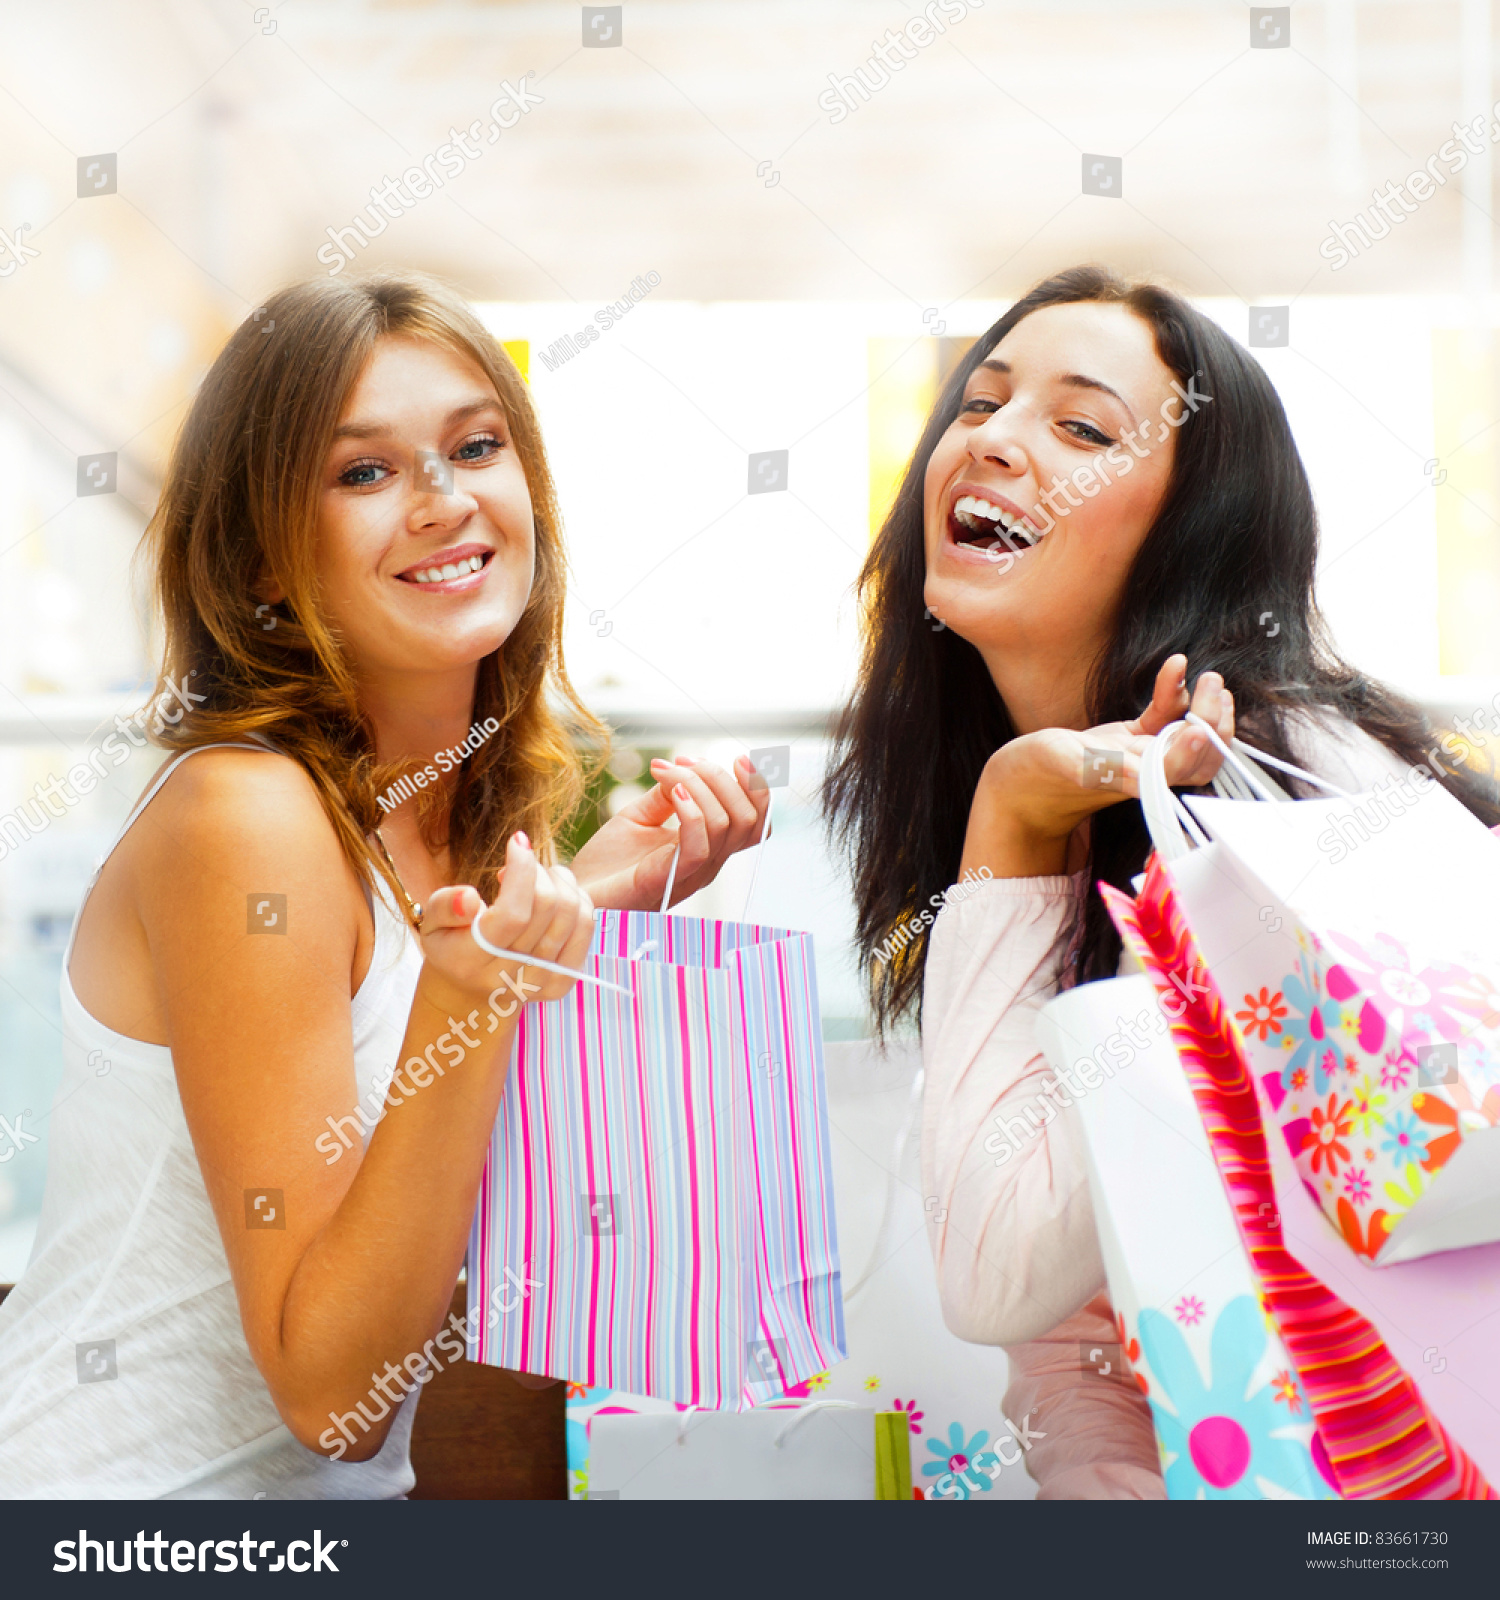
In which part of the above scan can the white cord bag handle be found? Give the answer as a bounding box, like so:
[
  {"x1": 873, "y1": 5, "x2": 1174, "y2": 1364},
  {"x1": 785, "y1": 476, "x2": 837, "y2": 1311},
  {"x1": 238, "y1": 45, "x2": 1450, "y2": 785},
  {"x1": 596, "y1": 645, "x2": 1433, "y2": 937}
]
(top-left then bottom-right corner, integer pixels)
[{"x1": 1139, "y1": 711, "x2": 1354, "y2": 862}]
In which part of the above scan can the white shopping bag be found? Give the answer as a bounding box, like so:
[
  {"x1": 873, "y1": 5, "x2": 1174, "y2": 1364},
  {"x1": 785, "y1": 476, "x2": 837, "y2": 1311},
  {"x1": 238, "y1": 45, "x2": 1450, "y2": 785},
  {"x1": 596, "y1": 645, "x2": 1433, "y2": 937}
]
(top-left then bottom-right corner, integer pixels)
[
  {"x1": 586, "y1": 1402, "x2": 876, "y2": 1499},
  {"x1": 563, "y1": 1041, "x2": 1039, "y2": 1501},
  {"x1": 1138, "y1": 719, "x2": 1500, "y2": 1264},
  {"x1": 1035, "y1": 977, "x2": 1336, "y2": 1500}
]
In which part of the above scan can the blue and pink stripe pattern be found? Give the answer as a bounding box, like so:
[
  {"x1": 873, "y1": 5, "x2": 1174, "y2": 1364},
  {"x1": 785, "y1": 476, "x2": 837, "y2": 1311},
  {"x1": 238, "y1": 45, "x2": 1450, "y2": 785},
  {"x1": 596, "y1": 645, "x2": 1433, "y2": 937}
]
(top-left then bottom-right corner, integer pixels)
[{"x1": 466, "y1": 910, "x2": 845, "y2": 1409}]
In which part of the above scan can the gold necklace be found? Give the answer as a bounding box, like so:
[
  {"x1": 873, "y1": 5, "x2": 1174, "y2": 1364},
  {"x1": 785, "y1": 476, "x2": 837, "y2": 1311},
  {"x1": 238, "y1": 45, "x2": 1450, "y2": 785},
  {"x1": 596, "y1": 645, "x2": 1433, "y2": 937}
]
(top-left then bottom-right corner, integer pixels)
[{"x1": 372, "y1": 827, "x2": 424, "y2": 932}]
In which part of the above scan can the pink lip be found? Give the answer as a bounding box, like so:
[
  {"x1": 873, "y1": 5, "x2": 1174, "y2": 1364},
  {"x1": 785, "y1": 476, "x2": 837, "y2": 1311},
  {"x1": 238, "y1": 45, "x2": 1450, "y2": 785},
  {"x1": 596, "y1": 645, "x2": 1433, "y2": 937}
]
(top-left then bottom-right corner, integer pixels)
[{"x1": 394, "y1": 543, "x2": 494, "y2": 591}]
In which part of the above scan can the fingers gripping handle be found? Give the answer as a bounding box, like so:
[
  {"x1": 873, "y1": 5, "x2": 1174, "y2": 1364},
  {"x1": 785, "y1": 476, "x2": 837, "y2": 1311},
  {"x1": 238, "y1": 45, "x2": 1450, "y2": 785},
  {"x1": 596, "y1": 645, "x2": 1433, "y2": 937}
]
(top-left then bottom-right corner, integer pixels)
[
  {"x1": 1140, "y1": 718, "x2": 1214, "y2": 861},
  {"x1": 654, "y1": 783, "x2": 773, "y2": 923},
  {"x1": 468, "y1": 913, "x2": 634, "y2": 998}
]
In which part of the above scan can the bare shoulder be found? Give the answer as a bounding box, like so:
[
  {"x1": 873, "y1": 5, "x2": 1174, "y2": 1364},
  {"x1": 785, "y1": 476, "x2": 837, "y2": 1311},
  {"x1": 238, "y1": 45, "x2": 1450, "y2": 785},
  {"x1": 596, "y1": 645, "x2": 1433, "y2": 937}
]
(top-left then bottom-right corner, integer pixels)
[
  {"x1": 128, "y1": 744, "x2": 363, "y2": 926},
  {"x1": 139, "y1": 744, "x2": 336, "y2": 849}
]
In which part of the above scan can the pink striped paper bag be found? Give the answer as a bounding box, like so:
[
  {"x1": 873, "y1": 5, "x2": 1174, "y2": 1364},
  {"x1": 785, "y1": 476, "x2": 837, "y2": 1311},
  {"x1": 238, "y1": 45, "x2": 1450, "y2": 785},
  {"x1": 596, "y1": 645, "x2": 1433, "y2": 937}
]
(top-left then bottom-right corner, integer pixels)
[{"x1": 465, "y1": 909, "x2": 846, "y2": 1409}]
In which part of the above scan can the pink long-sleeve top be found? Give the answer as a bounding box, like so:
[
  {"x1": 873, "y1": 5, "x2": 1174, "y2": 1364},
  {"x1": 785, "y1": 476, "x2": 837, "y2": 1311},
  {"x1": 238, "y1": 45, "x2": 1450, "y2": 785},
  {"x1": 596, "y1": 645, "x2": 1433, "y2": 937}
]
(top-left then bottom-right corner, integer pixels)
[{"x1": 919, "y1": 710, "x2": 1418, "y2": 1499}]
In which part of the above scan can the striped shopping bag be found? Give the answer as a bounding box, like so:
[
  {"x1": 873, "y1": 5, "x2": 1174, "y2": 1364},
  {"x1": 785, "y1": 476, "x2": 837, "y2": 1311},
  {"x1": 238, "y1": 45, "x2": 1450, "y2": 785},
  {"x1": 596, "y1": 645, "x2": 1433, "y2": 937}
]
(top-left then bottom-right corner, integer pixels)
[{"x1": 465, "y1": 909, "x2": 846, "y2": 1409}]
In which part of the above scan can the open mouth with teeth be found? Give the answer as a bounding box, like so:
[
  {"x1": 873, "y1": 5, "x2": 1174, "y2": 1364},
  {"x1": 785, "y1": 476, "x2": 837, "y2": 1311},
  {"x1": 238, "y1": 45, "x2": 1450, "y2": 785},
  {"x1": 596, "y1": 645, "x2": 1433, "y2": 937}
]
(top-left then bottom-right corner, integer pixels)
[
  {"x1": 397, "y1": 551, "x2": 493, "y2": 586},
  {"x1": 949, "y1": 494, "x2": 1040, "y2": 554}
]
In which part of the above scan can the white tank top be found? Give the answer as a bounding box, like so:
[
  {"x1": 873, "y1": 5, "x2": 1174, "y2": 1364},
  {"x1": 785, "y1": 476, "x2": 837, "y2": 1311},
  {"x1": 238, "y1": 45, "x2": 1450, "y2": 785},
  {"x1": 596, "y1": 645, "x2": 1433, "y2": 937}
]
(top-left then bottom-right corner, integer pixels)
[{"x1": 0, "y1": 741, "x2": 427, "y2": 1498}]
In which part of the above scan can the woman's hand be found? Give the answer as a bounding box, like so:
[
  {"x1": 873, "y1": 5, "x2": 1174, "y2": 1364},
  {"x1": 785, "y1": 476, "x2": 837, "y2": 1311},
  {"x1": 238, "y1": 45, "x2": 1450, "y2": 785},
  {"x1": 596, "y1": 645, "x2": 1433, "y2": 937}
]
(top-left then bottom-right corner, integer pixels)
[
  {"x1": 417, "y1": 830, "x2": 595, "y2": 1011},
  {"x1": 568, "y1": 754, "x2": 771, "y2": 911},
  {"x1": 960, "y1": 655, "x2": 1236, "y2": 879}
]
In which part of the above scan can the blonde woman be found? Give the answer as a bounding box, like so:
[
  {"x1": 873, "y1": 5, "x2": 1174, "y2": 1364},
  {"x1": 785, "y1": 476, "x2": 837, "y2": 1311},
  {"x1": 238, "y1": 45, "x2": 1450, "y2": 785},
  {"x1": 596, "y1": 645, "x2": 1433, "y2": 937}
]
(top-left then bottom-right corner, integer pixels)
[{"x1": 0, "y1": 272, "x2": 767, "y2": 1498}]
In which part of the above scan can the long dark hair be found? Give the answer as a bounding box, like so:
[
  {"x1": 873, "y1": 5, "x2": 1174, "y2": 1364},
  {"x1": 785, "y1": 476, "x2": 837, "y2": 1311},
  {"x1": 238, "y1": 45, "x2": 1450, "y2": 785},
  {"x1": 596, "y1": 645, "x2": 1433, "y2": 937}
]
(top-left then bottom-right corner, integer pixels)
[{"x1": 825, "y1": 264, "x2": 1500, "y2": 1033}]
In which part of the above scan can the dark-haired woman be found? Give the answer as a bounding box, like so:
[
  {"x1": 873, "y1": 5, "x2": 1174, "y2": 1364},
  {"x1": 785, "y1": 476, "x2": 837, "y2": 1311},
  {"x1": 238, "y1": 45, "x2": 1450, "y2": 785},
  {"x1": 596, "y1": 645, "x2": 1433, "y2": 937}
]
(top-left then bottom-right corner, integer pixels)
[{"x1": 825, "y1": 266, "x2": 1499, "y2": 1499}]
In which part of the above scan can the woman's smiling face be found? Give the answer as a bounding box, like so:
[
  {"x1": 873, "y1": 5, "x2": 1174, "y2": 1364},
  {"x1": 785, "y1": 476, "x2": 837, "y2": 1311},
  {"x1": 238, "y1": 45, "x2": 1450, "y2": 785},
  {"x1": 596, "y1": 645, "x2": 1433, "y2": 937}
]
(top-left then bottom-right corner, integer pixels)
[
  {"x1": 307, "y1": 334, "x2": 536, "y2": 681},
  {"x1": 922, "y1": 300, "x2": 1181, "y2": 671}
]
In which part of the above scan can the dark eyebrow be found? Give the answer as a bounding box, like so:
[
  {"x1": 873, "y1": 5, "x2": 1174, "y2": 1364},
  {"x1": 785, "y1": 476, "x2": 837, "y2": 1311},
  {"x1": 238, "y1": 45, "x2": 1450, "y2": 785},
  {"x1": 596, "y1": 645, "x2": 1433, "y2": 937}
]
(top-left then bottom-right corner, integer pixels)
[
  {"x1": 974, "y1": 359, "x2": 1137, "y2": 425},
  {"x1": 332, "y1": 397, "x2": 504, "y2": 442}
]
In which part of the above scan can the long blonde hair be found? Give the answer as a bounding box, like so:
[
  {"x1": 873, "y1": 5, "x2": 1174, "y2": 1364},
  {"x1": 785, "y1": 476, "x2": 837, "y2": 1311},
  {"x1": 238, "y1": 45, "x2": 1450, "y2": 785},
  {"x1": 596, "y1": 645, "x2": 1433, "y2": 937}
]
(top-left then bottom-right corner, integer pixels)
[{"x1": 142, "y1": 269, "x2": 605, "y2": 907}]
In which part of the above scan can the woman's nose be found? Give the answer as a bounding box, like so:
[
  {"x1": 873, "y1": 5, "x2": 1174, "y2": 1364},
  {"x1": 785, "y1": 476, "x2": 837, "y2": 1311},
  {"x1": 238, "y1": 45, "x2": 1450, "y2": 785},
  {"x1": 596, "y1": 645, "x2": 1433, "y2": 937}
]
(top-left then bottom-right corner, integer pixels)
[
  {"x1": 968, "y1": 410, "x2": 1028, "y2": 474},
  {"x1": 409, "y1": 460, "x2": 477, "y2": 524}
]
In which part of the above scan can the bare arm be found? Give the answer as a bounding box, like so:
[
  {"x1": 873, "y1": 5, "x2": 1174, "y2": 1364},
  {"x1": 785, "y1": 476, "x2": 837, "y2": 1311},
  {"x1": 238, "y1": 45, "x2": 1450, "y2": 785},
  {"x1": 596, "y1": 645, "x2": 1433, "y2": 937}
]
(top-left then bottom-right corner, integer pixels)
[{"x1": 137, "y1": 750, "x2": 591, "y2": 1457}]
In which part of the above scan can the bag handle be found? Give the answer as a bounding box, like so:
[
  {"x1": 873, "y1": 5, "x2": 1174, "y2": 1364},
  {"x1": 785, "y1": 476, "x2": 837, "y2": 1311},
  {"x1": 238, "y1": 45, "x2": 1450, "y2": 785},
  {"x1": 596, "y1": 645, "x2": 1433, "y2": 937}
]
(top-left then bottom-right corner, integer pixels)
[
  {"x1": 469, "y1": 915, "x2": 635, "y2": 997},
  {"x1": 772, "y1": 1398, "x2": 859, "y2": 1448},
  {"x1": 741, "y1": 793, "x2": 774, "y2": 922},
  {"x1": 475, "y1": 763, "x2": 777, "y2": 980},
  {"x1": 1140, "y1": 711, "x2": 1354, "y2": 861}
]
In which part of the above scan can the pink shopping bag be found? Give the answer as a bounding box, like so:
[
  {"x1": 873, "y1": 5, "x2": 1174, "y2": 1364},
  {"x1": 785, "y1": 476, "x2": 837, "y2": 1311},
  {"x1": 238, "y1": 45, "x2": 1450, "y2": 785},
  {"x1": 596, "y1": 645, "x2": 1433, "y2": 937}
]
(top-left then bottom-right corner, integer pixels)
[{"x1": 465, "y1": 908, "x2": 845, "y2": 1409}]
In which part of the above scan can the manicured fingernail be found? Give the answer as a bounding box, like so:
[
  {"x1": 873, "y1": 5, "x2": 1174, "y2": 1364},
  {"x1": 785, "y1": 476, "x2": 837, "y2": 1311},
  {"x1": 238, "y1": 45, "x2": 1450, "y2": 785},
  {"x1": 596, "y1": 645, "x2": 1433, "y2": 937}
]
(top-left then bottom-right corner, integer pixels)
[
  {"x1": 673, "y1": 782, "x2": 691, "y2": 801},
  {"x1": 513, "y1": 830, "x2": 530, "y2": 848},
  {"x1": 735, "y1": 755, "x2": 751, "y2": 771},
  {"x1": 677, "y1": 755, "x2": 699, "y2": 766}
]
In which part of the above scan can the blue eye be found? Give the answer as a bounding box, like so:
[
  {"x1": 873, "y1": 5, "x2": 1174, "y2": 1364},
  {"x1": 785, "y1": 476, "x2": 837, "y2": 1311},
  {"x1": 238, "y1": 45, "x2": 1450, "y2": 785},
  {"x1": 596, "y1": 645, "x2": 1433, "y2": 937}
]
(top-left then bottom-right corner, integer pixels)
[
  {"x1": 453, "y1": 433, "x2": 503, "y2": 462},
  {"x1": 340, "y1": 457, "x2": 390, "y2": 487}
]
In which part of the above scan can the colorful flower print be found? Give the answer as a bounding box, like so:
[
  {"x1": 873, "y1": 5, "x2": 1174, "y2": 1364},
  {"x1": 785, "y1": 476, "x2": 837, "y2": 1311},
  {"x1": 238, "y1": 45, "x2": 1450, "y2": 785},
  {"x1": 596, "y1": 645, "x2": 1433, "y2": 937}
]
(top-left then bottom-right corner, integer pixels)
[
  {"x1": 1175, "y1": 1295, "x2": 1206, "y2": 1327},
  {"x1": 782, "y1": 1373, "x2": 829, "y2": 1400},
  {"x1": 863, "y1": 1375, "x2": 881, "y2": 1393},
  {"x1": 1383, "y1": 1163, "x2": 1427, "y2": 1229},
  {"x1": 1282, "y1": 1115, "x2": 1313, "y2": 1167},
  {"x1": 1379, "y1": 1052, "x2": 1413, "y2": 1093},
  {"x1": 1379, "y1": 1109, "x2": 1430, "y2": 1169},
  {"x1": 1271, "y1": 1369, "x2": 1304, "y2": 1415},
  {"x1": 927, "y1": 1447, "x2": 1003, "y2": 1500},
  {"x1": 1137, "y1": 1295, "x2": 1333, "y2": 1499},
  {"x1": 1410, "y1": 1092, "x2": 1462, "y2": 1174},
  {"x1": 1277, "y1": 953, "x2": 1345, "y2": 1095},
  {"x1": 1457, "y1": 1078, "x2": 1500, "y2": 1126},
  {"x1": 892, "y1": 1398, "x2": 924, "y2": 1434},
  {"x1": 922, "y1": 1423, "x2": 990, "y2": 1490},
  {"x1": 1237, "y1": 987, "x2": 1287, "y2": 1043},
  {"x1": 1326, "y1": 933, "x2": 1474, "y2": 1058},
  {"x1": 1306, "y1": 1094, "x2": 1353, "y2": 1176},
  {"x1": 1455, "y1": 1036, "x2": 1500, "y2": 1095},
  {"x1": 1336, "y1": 1195, "x2": 1391, "y2": 1260},
  {"x1": 1342, "y1": 1166, "x2": 1372, "y2": 1206},
  {"x1": 1347, "y1": 1075, "x2": 1388, "y2": 1137}
]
